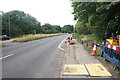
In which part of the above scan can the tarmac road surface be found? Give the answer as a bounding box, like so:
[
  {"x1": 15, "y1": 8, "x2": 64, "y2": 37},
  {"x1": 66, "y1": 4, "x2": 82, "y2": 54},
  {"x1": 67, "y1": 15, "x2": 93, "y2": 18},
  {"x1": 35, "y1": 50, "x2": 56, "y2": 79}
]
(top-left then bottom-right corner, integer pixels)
[{"x1": 2, "y1": 34, "x2": 67, "y2": 78}]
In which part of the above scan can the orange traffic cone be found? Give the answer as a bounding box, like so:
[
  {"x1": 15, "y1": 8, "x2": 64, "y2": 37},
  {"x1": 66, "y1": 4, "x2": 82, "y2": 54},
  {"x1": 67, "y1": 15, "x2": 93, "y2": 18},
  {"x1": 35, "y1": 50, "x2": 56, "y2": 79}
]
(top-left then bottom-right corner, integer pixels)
[
  {"x1": 64, "y1": 40, "x2": 67, "y2": 43},
  {"x1": 91, "y1": 43, "x2": 97, "y2": 55},
  {"x1": 64, "y1": 38, "x2": 67, "y2": 43}
]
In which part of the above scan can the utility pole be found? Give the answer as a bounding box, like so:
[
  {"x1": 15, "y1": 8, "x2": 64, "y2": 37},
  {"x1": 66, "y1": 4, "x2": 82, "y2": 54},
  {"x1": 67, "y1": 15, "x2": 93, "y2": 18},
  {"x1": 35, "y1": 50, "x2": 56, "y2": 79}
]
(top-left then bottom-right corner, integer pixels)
[
  {"x1": 0, "y1": 11, "x2": 3, "y2": 36},
  {"x1": 8, "y1": 17, "x2": 11, "y2": 37}
]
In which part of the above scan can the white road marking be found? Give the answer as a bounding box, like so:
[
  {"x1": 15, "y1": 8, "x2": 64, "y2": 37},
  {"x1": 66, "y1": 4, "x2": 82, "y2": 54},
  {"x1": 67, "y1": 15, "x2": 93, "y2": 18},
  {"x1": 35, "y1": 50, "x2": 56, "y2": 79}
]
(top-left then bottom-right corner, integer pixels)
[
  {"x1": 0, "y1": 54, "x2": 13, "y2": 60},
  {"x1": 58, "y1": 39, "x2": 65, "y2": 50}
]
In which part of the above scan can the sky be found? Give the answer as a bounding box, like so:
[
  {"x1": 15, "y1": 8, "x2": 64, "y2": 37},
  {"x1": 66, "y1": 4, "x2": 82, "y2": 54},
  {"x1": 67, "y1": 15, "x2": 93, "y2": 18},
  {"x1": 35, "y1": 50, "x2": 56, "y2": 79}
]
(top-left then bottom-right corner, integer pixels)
[{"x1": 0, "y1": 0, "x2": 75, "y2": 27}]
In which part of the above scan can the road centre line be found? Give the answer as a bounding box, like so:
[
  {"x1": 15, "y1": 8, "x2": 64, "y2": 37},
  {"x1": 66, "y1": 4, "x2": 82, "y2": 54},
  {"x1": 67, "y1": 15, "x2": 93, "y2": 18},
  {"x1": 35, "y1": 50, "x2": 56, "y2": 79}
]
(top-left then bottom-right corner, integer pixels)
[
  {"x1": 58, "y1": 39, "x2": 65, "y2": 50},
  {"x1": 0, "y1": 54, "x2": 13, "y2": 60}
]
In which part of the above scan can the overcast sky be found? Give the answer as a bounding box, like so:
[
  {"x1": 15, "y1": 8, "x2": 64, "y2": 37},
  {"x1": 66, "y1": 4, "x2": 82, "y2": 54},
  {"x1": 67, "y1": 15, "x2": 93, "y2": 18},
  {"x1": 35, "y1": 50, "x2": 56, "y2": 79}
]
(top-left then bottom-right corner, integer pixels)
[{"x1": 0, "y1": 0, "x2": 75, "y2": 27}]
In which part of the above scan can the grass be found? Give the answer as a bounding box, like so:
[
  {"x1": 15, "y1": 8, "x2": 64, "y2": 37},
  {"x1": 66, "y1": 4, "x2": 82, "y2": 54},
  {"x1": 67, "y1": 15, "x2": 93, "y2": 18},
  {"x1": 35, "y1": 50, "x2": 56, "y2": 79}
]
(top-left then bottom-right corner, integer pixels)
[
  {"x1": 13, "y1": 33, "x2": 64, "y2": 42},
  {"x1": 0, "y1": 41, "x2": 12, "y2": 47},
  {"x1": 96, "y1": 55, "x2": 120, "y2": 78},
  {"x1": 0, "y1": 33, "x2": 64, "y2": 47},
  {"x1": 0, "y1": 43, "x2": 2, "y2": 47},
  {"x1": 74, "y1": 33, "x2": 103, "y2": 55}
]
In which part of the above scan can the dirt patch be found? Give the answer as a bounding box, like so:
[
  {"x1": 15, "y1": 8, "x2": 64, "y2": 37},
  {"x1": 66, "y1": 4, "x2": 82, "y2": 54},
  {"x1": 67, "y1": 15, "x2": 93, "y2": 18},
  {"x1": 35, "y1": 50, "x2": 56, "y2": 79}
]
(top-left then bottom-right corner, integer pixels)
[
  {"x1": 95, "y1": 56, "x2": 120, "y2": 78},
  {"x1": 64, "y1": 43, "x2": 79, "y2": 64}
]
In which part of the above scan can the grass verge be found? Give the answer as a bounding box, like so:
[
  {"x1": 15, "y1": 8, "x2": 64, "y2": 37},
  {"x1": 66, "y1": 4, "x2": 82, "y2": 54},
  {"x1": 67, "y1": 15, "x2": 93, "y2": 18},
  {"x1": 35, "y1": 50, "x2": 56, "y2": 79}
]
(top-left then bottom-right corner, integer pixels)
[
  {"x1": 0, "y1": 41, "x2": 12, "y2": 47},
  {"x1": 74, "y1": 33, "x2": 102, "y2": 55},
  {"x1": 13, "y1": 33, "x2": 64, "y2": 42}
]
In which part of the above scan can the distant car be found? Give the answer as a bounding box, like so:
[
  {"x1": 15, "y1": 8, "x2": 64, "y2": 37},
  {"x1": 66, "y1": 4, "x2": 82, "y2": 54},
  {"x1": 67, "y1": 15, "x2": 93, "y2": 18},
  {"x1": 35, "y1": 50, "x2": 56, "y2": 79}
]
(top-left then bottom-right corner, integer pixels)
[{"x1": 0, "y1": 35, "x2": 10, "y2": 41}]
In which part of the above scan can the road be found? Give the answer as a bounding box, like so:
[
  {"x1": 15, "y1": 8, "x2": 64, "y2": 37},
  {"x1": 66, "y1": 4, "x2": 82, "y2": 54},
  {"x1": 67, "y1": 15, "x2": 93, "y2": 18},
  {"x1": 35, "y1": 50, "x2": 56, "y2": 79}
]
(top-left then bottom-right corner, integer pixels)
[{"x1": 2, "y1": 34, "x2": 67, "y2": 78}]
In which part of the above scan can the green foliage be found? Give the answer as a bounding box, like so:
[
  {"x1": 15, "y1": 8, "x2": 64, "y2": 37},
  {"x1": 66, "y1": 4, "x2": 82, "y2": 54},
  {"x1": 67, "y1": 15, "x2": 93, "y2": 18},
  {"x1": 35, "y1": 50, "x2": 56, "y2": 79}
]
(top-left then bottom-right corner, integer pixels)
[
  {"x1": 0, "y1": 14, "x2": 2, "y2": 35},
  {"x1": 42, "y1": 23, "x2": 61, "y2": 34},
  {"x1": 52, "y1": 25, "x2": 61, "y2": 33},
  {"x1": 2, "y1": 10, "x2": 41, "y2": 37},
  {"x1": 72, "y1": 2, "x2": 120, "y2": 39},
  {"x1": 61, "y1": 25, "x2": 73, "y2": 33},
  {"x1": 2, "y1": 10, "x2": 78, "y2": 38},
  {"x1": 75, "y1": 21, "x2": 91, "y2": 35},
  {"x1": 2, "y1": 10, "x2": 63, "y2": 37}
]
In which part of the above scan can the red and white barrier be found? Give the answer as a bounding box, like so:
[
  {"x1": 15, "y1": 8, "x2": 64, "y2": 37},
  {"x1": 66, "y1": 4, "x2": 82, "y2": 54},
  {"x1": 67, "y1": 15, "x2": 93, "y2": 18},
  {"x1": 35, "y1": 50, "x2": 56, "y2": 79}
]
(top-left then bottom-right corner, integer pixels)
[{"x1": 106, "y1": 44, "x2": 120, "y2": 51}]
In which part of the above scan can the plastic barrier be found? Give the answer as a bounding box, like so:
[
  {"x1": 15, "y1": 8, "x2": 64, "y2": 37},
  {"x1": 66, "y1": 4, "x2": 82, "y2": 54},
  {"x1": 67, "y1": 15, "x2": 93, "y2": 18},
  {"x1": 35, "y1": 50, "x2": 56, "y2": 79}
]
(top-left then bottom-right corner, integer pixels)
[{"x1": 101, "y1": 44, "x2": 120, "y2": 68}]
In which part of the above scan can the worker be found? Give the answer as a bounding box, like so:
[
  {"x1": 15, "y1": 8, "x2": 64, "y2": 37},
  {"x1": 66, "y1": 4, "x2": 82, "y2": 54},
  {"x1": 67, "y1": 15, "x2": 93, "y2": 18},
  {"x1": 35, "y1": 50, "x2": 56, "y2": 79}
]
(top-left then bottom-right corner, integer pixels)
[
  {"x1": 68, "y1": 36, "x2": 70, "y2": 43},
  {"x1": 69, "y1": 34, "x2": 73, "y2": 40}
]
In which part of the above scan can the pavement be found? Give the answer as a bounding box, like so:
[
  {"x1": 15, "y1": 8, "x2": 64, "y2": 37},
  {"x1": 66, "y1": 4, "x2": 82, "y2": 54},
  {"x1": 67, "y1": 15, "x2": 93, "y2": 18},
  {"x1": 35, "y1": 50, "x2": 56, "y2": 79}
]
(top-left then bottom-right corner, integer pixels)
[
  {"x1": 61, "y1": 39, "x2": 112, "y2": 78},
  {"x1": 63, "y1": 39, "x2": 100, "y2": 64},
  {"x1": 2, "y1": 35, "x2": 67, "y2": 78}
]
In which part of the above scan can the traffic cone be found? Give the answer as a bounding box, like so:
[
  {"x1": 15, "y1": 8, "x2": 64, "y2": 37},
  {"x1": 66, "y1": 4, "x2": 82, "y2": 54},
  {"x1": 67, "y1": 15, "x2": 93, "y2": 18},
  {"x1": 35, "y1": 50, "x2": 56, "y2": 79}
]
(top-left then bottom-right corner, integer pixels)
[
  {"x1": 91, "y1": 43, "x2": 97, "y2": 55},
  {"x1": 64, "y1": 38, "x2": 67, "y2": 43},
  {"x1": 64, "y1": 40, "x2": 67, "y2": 43}
]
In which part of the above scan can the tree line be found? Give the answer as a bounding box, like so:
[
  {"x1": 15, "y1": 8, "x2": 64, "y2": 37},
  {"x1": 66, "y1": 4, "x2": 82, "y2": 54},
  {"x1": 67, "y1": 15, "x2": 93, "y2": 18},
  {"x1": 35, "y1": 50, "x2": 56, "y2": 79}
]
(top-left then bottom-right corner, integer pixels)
[
  {"x1": 71, "y1": 2, "x2": 120, "y2": 39},
  {"x1": 1, "y1": 10, "x2": 73, "y2": 37}
]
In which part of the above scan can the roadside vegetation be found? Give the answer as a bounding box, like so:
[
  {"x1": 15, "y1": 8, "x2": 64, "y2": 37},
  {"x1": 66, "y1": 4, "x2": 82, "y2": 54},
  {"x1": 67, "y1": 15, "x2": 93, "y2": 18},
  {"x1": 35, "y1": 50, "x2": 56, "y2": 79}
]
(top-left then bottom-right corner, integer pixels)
[
  {"x1": 1, "y1": 10, "x2": 74, "y2": 44},
  {"x1": 13, "y1": 33, "x2": 64, "y2": 42},
  {"x1": 72, "y1": 2, "x2": 120, "y2": 56},
  {"x1": 0, "y1": 33, "x2": 64, "y2": 47},
  {"x1": 72, "y1": 2, "x2": 120, "y2": 39},
  {"x1": 1, "y1": 10, "x2": 73, "y2": 38},
  {"x1": 74, "y1": 33, "x2": 102, "y2": 53},
  {"x1": 0, "y1": 41, "x2": 12, "y2": 47}
]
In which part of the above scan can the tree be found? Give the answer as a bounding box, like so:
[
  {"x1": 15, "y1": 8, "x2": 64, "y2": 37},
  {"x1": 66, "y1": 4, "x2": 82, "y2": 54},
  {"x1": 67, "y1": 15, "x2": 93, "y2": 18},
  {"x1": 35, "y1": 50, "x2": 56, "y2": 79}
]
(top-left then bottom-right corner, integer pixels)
[
  {"x1": 42, "y1": 23, "x2": 53, "y2": 34},
  {"x1": 42, "y1": 23, "x2": 61, "y2": 34},
  {"x1": 71, "y1": 2, "x2": 120, "y2": 38},
  {"x1": 2, "y1": 10, "x2": 42, "y2": 37},
  {"x1": 2, "y1": 10, "x2": 62, "y2": 37},
  {"x1": 52, "y1": 25, "x2": 61, "y2": 33},
  {"x1": 61, "y1": 25, "x2": 73, "y2": 33}
]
